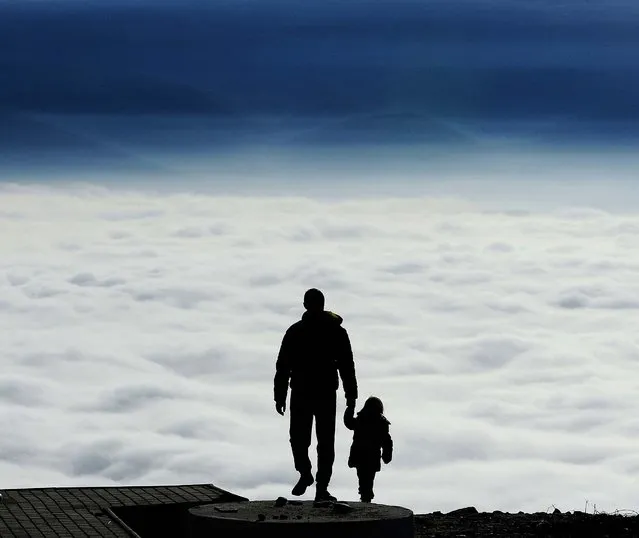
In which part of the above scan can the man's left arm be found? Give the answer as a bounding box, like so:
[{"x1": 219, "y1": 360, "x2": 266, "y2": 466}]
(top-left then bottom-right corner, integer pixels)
[
  {"x1": 382, "y1": 423, "x2": 393, "y2": 464},
  {"x1": 336, "y1": 327, "x2": 358, "y2": 407}
]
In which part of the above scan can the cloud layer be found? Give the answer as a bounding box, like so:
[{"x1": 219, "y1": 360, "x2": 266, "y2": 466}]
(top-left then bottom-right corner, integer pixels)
[{"x1": 2, "y1": 183, "x2": 639, "y2": 514}]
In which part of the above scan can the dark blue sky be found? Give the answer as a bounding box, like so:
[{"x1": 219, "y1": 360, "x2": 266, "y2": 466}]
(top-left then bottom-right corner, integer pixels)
[
  {"x1": 2, "y1": 1, "x2": 638, "y2": 116},
  {"x1": 2, "y1": 0, "x2": 638, "y2": 170}
]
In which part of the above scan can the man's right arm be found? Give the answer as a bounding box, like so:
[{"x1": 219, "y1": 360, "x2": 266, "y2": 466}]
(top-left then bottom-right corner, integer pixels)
[{"x1": 274, "y1": 329, "x2": 294, "y2": 409}]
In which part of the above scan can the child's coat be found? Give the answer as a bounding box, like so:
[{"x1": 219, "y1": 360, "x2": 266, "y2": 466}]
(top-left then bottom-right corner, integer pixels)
[{"x1": 344, "y1": 407, "x2": 393, "y2": 472}]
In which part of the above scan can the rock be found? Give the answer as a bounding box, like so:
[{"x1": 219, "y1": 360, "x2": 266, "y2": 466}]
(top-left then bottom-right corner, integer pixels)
[
  {"x1": 535, "y1": 520, "x2": 551, "y2": 534},
  {"x1": 191, "y1": 500, "x2": 414, "y2": 538},
  {"x1": 274, "y1": 497, "x2": 287, "y2": 507},
  {"x1": 214, "y1": 506, "x2": 239, "y2": 513},
  {"x1": 553, "y1": 508, "x2": 562, "y2": 515},
  {"x1": 447, "y1": 507, "x2": 479, "y2": 517},
  {"x1": 333, "y1": 502, "x2": 354, "y2": 514}
]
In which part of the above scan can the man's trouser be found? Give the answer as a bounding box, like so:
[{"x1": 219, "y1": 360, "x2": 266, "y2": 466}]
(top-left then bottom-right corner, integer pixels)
[{"x1": 289, "y1": 389, "x2": 337, "y2": 491}]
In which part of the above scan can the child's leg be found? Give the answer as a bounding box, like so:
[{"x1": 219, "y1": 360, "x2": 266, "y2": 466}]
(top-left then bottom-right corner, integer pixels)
[
  {"x1": 369, "y1": 470, "x2": 377, "y2": 500},
  {"x1": 356, "y1": 467, "x2": 375, "y2": 502},
  {"x1": 367, "y1": 470, "x2": 377, "y2": 501}
]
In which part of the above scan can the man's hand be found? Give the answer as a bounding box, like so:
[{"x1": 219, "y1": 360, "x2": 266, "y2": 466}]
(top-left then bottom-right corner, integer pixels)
[
  {"x1": 346, "y1": 398, "x2": 356, "y2": 409},
  {"x1": 275, "y1": 402, "x2": 286, "y2": 416}
]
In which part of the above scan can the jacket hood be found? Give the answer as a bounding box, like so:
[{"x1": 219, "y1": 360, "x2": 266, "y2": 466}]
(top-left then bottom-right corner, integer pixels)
[{"x1": 302, "y1": 310, "x2": 343, "y2": 325}]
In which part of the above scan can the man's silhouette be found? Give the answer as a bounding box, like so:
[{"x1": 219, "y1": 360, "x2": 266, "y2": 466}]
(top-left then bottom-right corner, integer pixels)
[{"x1": 274, "y1": 288, "x2": 358, "y2": 502}]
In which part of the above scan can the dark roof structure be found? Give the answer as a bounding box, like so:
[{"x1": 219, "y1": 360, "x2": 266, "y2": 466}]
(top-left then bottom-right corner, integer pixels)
[{"x1": 0, "y1": 483, "x2": 247, "y2": 537}]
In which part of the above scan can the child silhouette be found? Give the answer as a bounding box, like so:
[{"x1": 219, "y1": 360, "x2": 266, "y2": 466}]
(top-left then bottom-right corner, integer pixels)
[{"x1": 344, "y1": 396, "x2": 393, "y2": 503}]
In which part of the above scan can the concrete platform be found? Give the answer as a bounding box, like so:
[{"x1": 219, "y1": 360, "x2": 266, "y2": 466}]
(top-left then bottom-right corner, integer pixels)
[{"x1": 189, "y1": 500, "x2": 414, "y2": 538}]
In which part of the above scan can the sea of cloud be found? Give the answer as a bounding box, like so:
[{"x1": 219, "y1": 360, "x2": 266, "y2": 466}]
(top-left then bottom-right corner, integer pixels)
[{"x1": 1, "y1": 181, "x2": 639, "y2": 515}]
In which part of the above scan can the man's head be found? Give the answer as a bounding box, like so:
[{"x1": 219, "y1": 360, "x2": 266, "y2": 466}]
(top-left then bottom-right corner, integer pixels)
[{"x1": 303, "y1": 288, "x2": 325, "y2": 313}]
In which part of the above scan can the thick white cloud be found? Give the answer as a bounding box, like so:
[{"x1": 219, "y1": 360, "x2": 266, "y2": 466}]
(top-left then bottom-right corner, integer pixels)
[{"x1": 1, "y1": 182, "x2": 639, "y2": 514}]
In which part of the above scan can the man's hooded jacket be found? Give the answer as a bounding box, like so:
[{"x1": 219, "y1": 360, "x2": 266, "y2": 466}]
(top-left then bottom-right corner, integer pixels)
[{"x1": 274, "y1": 310, "x2": 358, "y2": 404}]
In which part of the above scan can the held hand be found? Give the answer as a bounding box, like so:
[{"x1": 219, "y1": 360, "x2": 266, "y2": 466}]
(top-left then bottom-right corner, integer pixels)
[
  {"x1": 346, "y1": 398, "x2": 356, "y2": 409},
  {"x1": 275, "y1": 402, "x2": 286, "y2": 416},
  {"x1": 343, "y1": 405, "x2": 355, "y2": 429}
]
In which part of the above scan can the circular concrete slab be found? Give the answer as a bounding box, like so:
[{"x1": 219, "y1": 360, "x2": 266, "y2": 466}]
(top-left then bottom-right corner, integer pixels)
[{"x1": 189, "y1": 500, "x2": 414, "y2": 538}]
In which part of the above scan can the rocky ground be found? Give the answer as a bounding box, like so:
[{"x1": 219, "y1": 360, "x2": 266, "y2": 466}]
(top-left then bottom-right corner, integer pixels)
[{"x1": 414, "y1": 507, "x2": 639, "y2": 537}]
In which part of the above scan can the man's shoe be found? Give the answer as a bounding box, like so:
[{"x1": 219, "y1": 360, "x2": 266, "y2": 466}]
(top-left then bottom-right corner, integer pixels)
[
  {"x1": 291, "y1": 474, "x2": 314, "y2": 496},
  {"x1": 314, "y1": 489, "x2": 337, "y2": 502}
]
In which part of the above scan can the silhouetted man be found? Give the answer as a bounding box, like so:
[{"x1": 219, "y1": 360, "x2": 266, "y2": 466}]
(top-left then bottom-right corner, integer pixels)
[{"x1": 274, "y1": 288, "x2": 358, "y2": 502}]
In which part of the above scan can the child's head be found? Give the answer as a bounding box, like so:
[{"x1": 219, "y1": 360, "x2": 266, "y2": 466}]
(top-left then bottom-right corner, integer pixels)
[{"x1": 361, "y1": 396, "x2": 384, "y2": 416}]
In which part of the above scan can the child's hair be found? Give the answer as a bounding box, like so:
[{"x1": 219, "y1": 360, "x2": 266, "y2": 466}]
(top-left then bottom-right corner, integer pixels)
[{"x1": 360, "y1": 396, "x2": 384, "y2": 416}]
